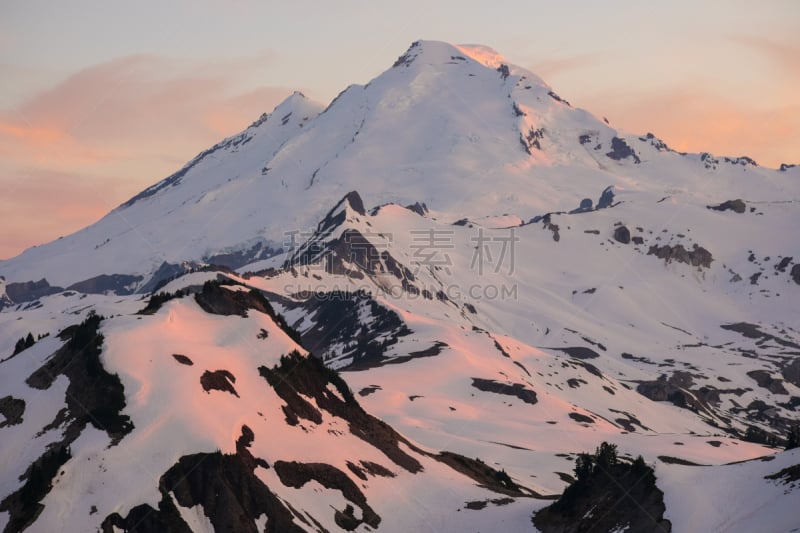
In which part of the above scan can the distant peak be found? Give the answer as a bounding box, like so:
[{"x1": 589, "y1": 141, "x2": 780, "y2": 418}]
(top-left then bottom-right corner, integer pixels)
[
  {"x1": 454, "y1": 44, "x2": 507, "y2": 69},
  {"x1": 393, "y1": 40, "x2": 478, "y2": 68}
]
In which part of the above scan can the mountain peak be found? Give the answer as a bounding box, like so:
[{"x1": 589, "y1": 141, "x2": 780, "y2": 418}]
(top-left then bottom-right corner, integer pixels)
[
  {"x1": 392, "y1": 40, "x2": 500, "y2": 68},
  {"x1": 453, "y1": 43, "x2": 507, "y2": 68}
]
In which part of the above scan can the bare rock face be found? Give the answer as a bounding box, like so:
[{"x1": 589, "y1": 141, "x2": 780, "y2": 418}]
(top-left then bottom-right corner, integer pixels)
[
  {"x1": 613, "y1": 225, "x2": 631, "y2": 244},
  {"x1": 707, "y1": 199, "x2": 746, "y2": 213},
  {"x1": 648, "y1": 243, "x2": 713, "y2": 269},
  {"x1": 5, "y1": 279, "x2": 63, "y2": 303},
  {"x1": 605, "y1": 137, "x2": 641, "y2": 163},
  {"x1": 791, "y1": 264, "x2": 800, "y2": 285}
]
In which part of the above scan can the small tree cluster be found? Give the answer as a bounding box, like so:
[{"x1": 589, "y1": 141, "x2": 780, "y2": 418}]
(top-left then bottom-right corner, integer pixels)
[
  {"x1": 743, "y1": 425, "x2": 780, "y2": 447},
  {"x1": 138, "y1": 289, "x2": 185, "y2": 315},
  {"x1": 786, "y1": 426, "x2": 799, "y2": 451},
  {"x1": 12, "y1": 333, "x2": 35, "y2": 355},
  {"x1": 572, "y1": 442, "x2": 619, "y2": 483}
]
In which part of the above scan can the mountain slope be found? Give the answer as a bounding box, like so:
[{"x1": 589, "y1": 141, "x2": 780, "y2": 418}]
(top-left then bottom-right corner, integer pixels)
[
  {"x1": 2, "y1": 40, "x2": 796, "y2": 293},
  {"x1": 1, "y1": 40, "x2": 799, "y2": 532}
]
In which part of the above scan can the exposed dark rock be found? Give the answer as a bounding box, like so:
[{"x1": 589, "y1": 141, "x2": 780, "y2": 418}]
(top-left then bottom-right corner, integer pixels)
[
  {"x1": 360, "y1": 460, "x2": 395, "y2": 478},
  {"x1": 205, "y1": 242, "x2": 281, "y2": 270},
  {"x1": 171, "y1": 354, "x2": 193, "y2": 366},
  {"x1": 138, "y1": 261, "x2": 196, "y2": 294},
  {"x1": 4, "y1": 314, "x2": 132, "y2": 532},
  {"x1": 534, "y1": 448, "x2": 671, "y2": 533},
  {"x1": 5, "y1": 279, "x2": 63, "y2": 303},
  {"x1": 782, "y1": 359, "x2": 800, "y2": 388},
  {"x1": 609, "y1": 408, "x2": 649, "y2": 432},
  {"x1": 613, "y1": 225, "x2": 631, "y2": 244},
  {"x1": 533, "y1": 214, "x2": 561, "y2": 242},
  {"x1": 200, "y1": 369, "x2": 239, "y2": 397},
  {"x1": 721, "y1": 323, "x2": 800, "y2": 350},
  {"x1": 791, "y1": 264, "x2": 800, "y2": 285},
  {"x1": 605, "y1": 137, "x2": 641, "y2": 163},
  {"x1": 568, "y1": 412, "x2": 594, "y2": 424},
  {"x1": 104, "y1": 439, "x2": 303, "y2": 533},
  {"x1": 393, "y1": 41, "x2": 420, "y2": 67},
  {"x1": 567, "y1": 378, "x2": 584, "y2": 389},
  {"x1": 358, "y1": 385, "x2": 381, "y2": 397},
  {"x1": 434, "y1": 451, "x2": 531, "y2": 497},
  {"x1": 520, "y1": 127, "x2": 545, "y2": 153},
  {"x1": 259, "y1": 351, "x2": 423, "y2": 472},
  {"x1": 348, "y1": 341, "x2": 448, "y2": 370},
  {"x1": 274, "y1": 461, "x2": 380, "y2": 530},
  {"x1": 648, "y1": 243, "x2": 713, "y2": 269},
  {"x1": 548, "y1": 346, "x2": 600, "y2": 359},
  {"x1": 766, "y1": 464, "x2": 800, "y2": 484},
  {"x1": 658, "y1": 456, "x2": 703, "y2": 466},
  {"x1": 638, "y1": 132, "x2": 676, "y2": 152},
  {"x1": 780, "y1": 163, "x2": 797, "y2": 172},
  {"x1": 195, "y1": 281, "x2": 303, "y2": 346},
  {"x1": 596, "y1": 186, "x2": 616, "y2": 209},
  {"x1": 774, "y1": 257, "x2": 793, "y2": 273},
  {"x1": 569, "y1": 198, "x2": 593, "y2": 214},
  {"x1": 0, "y1": 445, "x2": 71, "y2": 533},
  {"x1": 700, "y1": 152, "x2": 719, "y2": 170},
  {"x1": 26, "y1": 312, "x2": 133, "y2": 443},
  {"x1": 747, "y1": 370, "x2": 788, "y2": 395},
  {"x1": 66, "y1": 274, "x2": 143, "y2": 295},
  {"x1": 471, "y1": 378, "x2": 538, "y2": 405},
  {"x1": 707, "y1": 199, "x2": 746, "y2": 214},
  {"x1": 497, "y1": 64, "x2": 510, "y2": 79},
  {"x1": 465, "y1": 500, "x2": 488, "y2": 510},
  {"x1": 0, "y1": 396, "x2": 25, "y2": 428},
  {"x1": 547, "y1": 91, "x2": 571, "y2": 106},
  {"x1": 723, "y1": 156, "x2": 758, "y2": 167},
  {"x1": 405, "y1": 201, "x2": 428, "y2": 216},
  {"x1": 290, "y1": 290, "x2": 411, "y2": 366}
]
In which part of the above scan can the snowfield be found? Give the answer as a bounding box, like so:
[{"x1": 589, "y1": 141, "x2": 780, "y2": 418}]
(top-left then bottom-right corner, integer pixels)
[{"x1": 1, "y1": 40, "x2": 798, "y2": 532}]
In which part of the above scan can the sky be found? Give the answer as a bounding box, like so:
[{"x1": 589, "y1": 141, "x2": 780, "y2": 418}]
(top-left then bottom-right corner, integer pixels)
[{"x1": 0, "y1": 0, "x2": 798, "y2": 259}]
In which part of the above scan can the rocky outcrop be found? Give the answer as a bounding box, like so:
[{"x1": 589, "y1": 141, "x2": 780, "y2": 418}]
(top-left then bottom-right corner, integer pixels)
[
  {"x1": 2, "y1": 313, "x2": 132, "y2": 533},
  {"x1": 613, "y1": 225, "x2": 631, "y2": 244},
  {"x1": 103, "y1": 431, "x2": 303, "y2": 533},
  {"x1": 5, "y1": 279, "x2": 63, "y2": 304},
  {"x1": 274, "y1": 461, "x2": 380, "y2": 530},
  {"x1": 471, "y1": 378, "x2": 538, "y2": 405},
  {"x1": 648, "y1": 243, "x2": 713, "y2": 269},
  {"x1": 0, "y1": 396, "x2": 25, "y2": 428},
  {"x1": 605, "y1": 137, "x2": 641, "y2": 163},
  {"x1": 534, "y1": 447, "x2": 671, "y2": 533},
  {"x1": 747, "y1": 370, "x2": 788, "y2": 395},
  {"x1": 791, "y1": 264, "x2": 800, "y2": 285},
  {"x1": 200, "y1": 369, "x2": 239, "y2": 397},
  {"x1": 707, "y1": 199, "x2": 746, "y2": 214},
  {"x1": 66, "y1": 274, "x2": 143, "y2": 295}
]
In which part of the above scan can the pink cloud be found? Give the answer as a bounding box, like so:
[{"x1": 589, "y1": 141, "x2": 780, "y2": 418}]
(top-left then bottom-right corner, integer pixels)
[
  {"x1": 583, "y1": 87, "x2": 800, "y2": 167},
  {"x1": 0, "y1": 54, "x2": 296, "y2": 259}
]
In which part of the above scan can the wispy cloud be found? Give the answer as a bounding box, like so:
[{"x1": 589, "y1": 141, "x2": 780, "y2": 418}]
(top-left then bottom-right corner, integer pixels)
[
  {"x1": 527, "y1": 54, "x2": 596, "y2": 79},
  {"x1": 0, "y1": 53, "x2": 296, "y2": 259},
  {"x1": 583, "y1": 86, "x2": 800, "y2": 168},
  {"x1": 729, "y1": 35, "x2": 800, "y2": 77}
]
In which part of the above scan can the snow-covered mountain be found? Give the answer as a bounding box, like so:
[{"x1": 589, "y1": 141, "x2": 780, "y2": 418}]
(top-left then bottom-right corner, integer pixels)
[{"x1": 1, "y1": 40, "x2": 799, "y2": 532}]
